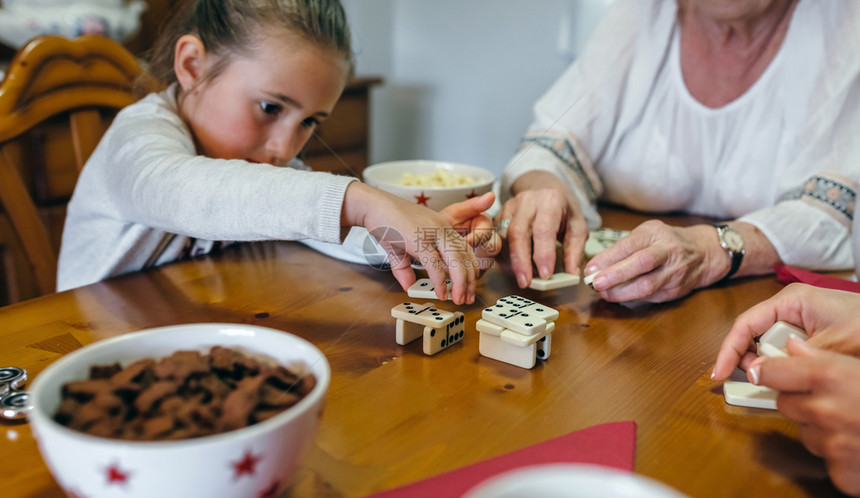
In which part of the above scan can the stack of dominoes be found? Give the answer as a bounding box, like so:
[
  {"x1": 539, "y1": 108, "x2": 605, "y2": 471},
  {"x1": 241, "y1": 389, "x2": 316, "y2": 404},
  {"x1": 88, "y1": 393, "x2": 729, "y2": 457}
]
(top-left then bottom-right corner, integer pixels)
[
  {"x1": 584, "y1": 227, "x2": 630, "y2": 258},
  {"x1": 476, "y1": 295, "x2": 558, "y2": 369},
  {"x1": 391, "y1": 302, "x2": 466, "y2": 355}
]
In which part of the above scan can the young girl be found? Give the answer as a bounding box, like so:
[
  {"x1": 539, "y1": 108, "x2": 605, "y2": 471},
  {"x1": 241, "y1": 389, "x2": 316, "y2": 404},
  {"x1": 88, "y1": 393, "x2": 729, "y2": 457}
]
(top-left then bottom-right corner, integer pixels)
[{"x1": 57, "y1": 0, "x2": 498, "y2": 304}]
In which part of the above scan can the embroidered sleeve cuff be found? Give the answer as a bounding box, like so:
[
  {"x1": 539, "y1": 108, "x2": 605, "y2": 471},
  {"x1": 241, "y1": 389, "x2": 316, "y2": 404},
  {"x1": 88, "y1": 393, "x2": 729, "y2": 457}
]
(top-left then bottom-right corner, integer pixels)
[
  {"x1": 777, "y1": 173, "x2": 856, "y2": 227},
  {"x1": 501, "y1": 133, "x2": 602, "y2": 230}
]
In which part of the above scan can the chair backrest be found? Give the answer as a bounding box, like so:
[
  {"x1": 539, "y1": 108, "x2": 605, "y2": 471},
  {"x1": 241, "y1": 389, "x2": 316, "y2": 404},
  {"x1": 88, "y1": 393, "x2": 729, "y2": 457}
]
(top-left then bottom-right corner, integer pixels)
[{"x1": 0, "y1": 35, "x2": 142, "y2": 303}]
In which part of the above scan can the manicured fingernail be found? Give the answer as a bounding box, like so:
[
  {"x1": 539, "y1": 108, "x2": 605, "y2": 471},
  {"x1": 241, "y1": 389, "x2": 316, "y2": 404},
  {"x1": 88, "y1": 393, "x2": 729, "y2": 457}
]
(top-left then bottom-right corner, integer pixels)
[
  {"x1": 540, "y1": 266, "x2": 551, "y2": 279},
  {"x1": 516, "y1": 273, "x2": 528, "y2": 288},
  {"x1": 789, "y1": 335, "x2": 809, "y2": 348},
  {"x1": 749, "y1": 365, "x2": 761, "y2": 385}
]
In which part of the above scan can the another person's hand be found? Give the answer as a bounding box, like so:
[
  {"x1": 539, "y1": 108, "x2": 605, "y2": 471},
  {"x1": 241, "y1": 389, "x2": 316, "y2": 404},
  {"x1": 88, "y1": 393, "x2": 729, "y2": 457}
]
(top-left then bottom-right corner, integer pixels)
[
  {"x1": 584, "y1": 221, "x2": 723, "y2": 303},
  {"x1": 496, "y1": 171, "x2": 588, "y2": 288},
  {"x1": 713, "y1": 283, "x2": 860, "y2": 380},
  {"x1": 342, "y1": 182, "x2": 479, "y2": 304},
  {"x1": 440, "y1": 192, "x2": 502, "y2": 275},
  {"x1": 749, "y1": 338, "x2": 860, "y2": 496}
]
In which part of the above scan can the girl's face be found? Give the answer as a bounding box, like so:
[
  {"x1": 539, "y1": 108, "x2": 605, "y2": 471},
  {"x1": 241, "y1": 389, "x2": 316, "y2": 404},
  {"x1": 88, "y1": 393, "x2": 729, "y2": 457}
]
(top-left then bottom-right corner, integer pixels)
[{"x1": 178, "y1": 33, "x2": 347, "y2": 166}]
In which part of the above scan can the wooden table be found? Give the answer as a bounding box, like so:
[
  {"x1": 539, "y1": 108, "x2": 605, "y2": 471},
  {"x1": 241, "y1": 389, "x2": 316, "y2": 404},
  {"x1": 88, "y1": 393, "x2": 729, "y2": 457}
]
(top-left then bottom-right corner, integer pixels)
[{"x1": 0, "y1": 208, "x2": 842, "y2": 497}]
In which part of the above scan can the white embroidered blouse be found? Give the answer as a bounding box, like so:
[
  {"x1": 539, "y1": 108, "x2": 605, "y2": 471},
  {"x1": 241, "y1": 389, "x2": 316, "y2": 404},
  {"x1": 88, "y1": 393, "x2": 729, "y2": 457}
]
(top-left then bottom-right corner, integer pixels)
[{"x1": 502, "y1": 0, "x2": 859, "y2": 270}]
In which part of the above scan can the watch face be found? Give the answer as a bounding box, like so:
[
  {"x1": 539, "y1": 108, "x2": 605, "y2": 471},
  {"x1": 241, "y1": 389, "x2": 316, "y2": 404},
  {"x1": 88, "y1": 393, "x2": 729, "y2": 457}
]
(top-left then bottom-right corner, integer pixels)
[{"x1": 723, "y1": 230, "x2": 744, "y2": 251}]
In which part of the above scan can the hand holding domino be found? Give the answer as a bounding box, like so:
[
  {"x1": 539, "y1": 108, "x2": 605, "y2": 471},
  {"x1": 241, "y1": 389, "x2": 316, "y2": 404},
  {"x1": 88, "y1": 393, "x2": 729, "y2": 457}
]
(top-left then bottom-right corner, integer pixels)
[{"x1": 723, "y1": 321, "x2": 809, "y2": 410}]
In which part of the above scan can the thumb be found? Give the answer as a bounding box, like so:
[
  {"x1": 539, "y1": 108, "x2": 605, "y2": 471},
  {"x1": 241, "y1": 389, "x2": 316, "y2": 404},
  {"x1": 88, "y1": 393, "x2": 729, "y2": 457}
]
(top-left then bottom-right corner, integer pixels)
[{"x1": 441, "y1": 192, "x2": 495, "y2": 225}]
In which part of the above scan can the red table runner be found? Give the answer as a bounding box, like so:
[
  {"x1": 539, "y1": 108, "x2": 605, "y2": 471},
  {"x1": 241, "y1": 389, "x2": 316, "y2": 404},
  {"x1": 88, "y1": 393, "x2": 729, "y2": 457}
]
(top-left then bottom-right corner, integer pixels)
[
  {"x1": 774, "y1": 264, "x2": 860, "y2": 293},
  {"x1": 368, "y1": 420, "x2": 636, "y2": 498}
]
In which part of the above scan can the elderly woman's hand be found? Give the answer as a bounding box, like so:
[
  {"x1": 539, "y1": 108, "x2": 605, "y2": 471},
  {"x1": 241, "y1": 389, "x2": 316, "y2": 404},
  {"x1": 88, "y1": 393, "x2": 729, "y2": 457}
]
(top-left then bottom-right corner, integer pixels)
[
  {"x1": 749, "y1": 338, "x2": 860, "y2": 497},
  {"x1": 582, "y1": 220, "x2": 725, "y2": 303},
  {"x1": 712, "y1": 283, "x2": 860, "y2": 381},
  {"x1": 496, "y1": 171, "x2": 589, "y2": 288}
]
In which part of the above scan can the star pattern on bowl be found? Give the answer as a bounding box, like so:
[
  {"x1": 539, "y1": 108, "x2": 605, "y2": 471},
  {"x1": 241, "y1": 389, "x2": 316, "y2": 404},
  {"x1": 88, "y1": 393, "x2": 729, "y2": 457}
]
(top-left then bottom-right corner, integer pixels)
[
  {"x1": 105, "y1": 462, "x2": 130, "y2": 485},
  {"x1": 233, "y1": 450, "x2": 262, "y2": 480}
]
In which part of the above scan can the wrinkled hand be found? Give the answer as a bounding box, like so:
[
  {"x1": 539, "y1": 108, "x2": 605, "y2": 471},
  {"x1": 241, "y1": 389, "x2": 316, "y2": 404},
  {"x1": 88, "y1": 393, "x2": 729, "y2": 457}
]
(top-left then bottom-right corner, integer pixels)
[
  {"x1": 750, "y1": 338, "x2": 860, "y2": 496},
  {"x1": 440, "y1": 192, "x2": 502, "y2": 275},
  {"x1": 497, "y1": 172, "x2": 587, "y2": 288},
  {"x1": 584, "y1": 221, "x2": 720, "y2": 303},
  {"x1": 342, "y1": 182, "x2": 479, "y2": 304},
  {"x1": 712, "y1": 283, "x2": 860, "y2": 380}
]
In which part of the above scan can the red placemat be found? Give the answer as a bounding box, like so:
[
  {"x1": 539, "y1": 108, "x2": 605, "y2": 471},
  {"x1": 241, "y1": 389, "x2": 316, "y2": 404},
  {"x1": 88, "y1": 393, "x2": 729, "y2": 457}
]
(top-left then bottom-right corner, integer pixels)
[
  {"x1": 774, "y1": 264, "x2": 860, "y2": 293},
  {"x1": 368, "y1": 421, "x2": 636, "y2": 498}
]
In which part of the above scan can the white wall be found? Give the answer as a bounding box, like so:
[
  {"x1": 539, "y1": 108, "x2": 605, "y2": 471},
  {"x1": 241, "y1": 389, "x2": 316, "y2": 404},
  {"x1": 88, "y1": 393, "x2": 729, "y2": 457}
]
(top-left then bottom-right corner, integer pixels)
[{"x1": 343, "y1": 0, "x2": 612, "y2": 176}]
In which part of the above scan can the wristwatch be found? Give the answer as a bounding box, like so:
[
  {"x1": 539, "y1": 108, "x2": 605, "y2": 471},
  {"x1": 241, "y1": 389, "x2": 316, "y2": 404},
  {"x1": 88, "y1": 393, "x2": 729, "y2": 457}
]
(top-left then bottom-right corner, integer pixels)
[{"x1": 714, "y1": 224, "x2": 744, "y2": 282}]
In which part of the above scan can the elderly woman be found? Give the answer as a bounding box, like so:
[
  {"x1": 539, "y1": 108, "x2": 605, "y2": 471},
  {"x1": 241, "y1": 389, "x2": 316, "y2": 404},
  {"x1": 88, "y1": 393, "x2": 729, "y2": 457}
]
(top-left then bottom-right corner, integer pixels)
[{"x1": 498, "y1": 0, "x2": 860, "y2": 303}]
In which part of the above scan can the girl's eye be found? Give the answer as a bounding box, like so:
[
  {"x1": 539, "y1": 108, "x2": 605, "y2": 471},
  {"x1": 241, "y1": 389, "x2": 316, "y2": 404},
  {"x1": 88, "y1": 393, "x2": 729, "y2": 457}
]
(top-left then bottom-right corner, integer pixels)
[
  {"x1": 301, "y1": 117, "x2": 320, "y2": 129},
  {"x1": 260, "y1": 102, "x2": 281, "y2": 115}
]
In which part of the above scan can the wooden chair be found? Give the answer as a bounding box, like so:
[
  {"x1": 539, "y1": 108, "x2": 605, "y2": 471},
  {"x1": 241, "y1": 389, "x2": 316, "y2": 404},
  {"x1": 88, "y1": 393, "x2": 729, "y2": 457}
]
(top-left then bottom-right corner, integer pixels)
[{"x1": 0, "y1": 35, "x2": 142, "y2": 304}]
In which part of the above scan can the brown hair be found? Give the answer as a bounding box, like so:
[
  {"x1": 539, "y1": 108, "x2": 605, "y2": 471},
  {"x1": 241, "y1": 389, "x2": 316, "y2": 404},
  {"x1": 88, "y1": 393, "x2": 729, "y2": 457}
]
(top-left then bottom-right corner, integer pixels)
[{"x1": 136, "y1": 0, "x2": 353, "y2": 95}]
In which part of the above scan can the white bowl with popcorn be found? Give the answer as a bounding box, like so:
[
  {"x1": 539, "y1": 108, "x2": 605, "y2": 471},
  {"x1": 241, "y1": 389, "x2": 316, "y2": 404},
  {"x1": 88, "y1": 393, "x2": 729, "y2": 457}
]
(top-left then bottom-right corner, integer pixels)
[{"x1": 363, "y1": 160, "x2": 495, "y2": 211}]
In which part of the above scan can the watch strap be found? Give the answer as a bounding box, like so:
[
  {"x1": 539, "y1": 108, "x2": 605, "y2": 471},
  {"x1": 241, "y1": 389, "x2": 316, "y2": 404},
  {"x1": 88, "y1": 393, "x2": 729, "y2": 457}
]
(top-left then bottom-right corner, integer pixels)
[
  {"x1": 723, "y1": 248, "x2": 743, "y2": 282},
  {"x1": 715, "y1": 224, "x2": 744, "y2": 283}
]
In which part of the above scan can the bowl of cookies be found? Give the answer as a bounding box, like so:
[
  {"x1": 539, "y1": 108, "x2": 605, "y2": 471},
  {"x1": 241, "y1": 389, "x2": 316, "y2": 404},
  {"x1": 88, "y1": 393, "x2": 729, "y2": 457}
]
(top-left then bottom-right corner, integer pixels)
[
  {"x1": 363, "y1": 159, "x2": 495, "y2": 211},
  {"x1": 27, "y1": 323, "x2": 329, "y2": 498}
]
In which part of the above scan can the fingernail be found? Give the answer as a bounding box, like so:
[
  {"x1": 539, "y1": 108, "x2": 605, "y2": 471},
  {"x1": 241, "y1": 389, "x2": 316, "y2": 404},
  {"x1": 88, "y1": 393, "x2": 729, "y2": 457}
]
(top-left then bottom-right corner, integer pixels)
[
  {"x1": 540, "y1": 266, "x2": 552, "y2": 279},
  {"x1": 710, "y1": 370, "x2": 716, "y2": 380},
  {"x1": 788, "y1": 335, "x2": 812, "y2": 352},
  {"x1": 749, "y1": 365, "x2": 761, "y2": 385},
  {"x1": 585, "y1": 265, "x2": 599, "y2": 274},
  {"x1": 516, "y1": 273, "x2": 528, "y2": 288}
]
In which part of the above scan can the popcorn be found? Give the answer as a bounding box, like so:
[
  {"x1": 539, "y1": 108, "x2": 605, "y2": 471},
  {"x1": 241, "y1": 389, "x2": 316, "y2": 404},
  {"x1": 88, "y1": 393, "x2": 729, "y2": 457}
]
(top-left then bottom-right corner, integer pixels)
[{"x1": 398, "y1": 168, "x2": 481, "y2": 187}]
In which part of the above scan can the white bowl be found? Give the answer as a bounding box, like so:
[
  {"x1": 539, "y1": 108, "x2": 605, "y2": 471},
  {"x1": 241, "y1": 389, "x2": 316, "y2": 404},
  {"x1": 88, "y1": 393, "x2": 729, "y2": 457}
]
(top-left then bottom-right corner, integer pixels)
[
  {"x1": 28, "y1": 323, "x2": 330, "y2": 498},
  {"x1": 363, "y1": 160, "x2": 494, "y2": 211},
  {"x1": 465, "y1": 464, "x2": 687, "y2": 498}
]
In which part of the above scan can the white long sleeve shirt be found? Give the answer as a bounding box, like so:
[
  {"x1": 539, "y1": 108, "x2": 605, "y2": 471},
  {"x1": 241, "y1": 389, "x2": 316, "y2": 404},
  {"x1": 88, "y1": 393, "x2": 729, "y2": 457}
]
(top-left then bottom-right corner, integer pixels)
[
  {"x1": 503, "y1": 0, "x2": 859, "y2": 270},
  {"x1": 57, "y1": 85, "x2": 356, "y2": 291}
]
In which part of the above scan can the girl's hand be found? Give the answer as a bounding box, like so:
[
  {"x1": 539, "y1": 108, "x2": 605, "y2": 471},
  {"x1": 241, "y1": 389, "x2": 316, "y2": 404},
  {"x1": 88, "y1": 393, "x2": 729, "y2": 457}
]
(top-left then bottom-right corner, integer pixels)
[
  {"x1": 498, "y1": 171, "x2": 588, "y2": 288},
  {"x1": 583, "y1": 221, "x2": 721, "y2": 303},
  {"x1": 713, "y1": 284, "x2": 860, "y2": 381},
  {"x1": 750, "y1": 339, "x2": 860, "y2": 496},
  {"x1": 440, "y1": 192, "x2": 502, "y2": 276},
  {"x1": 342, "y1": 182, "x2": 479, "y2": 304}
]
